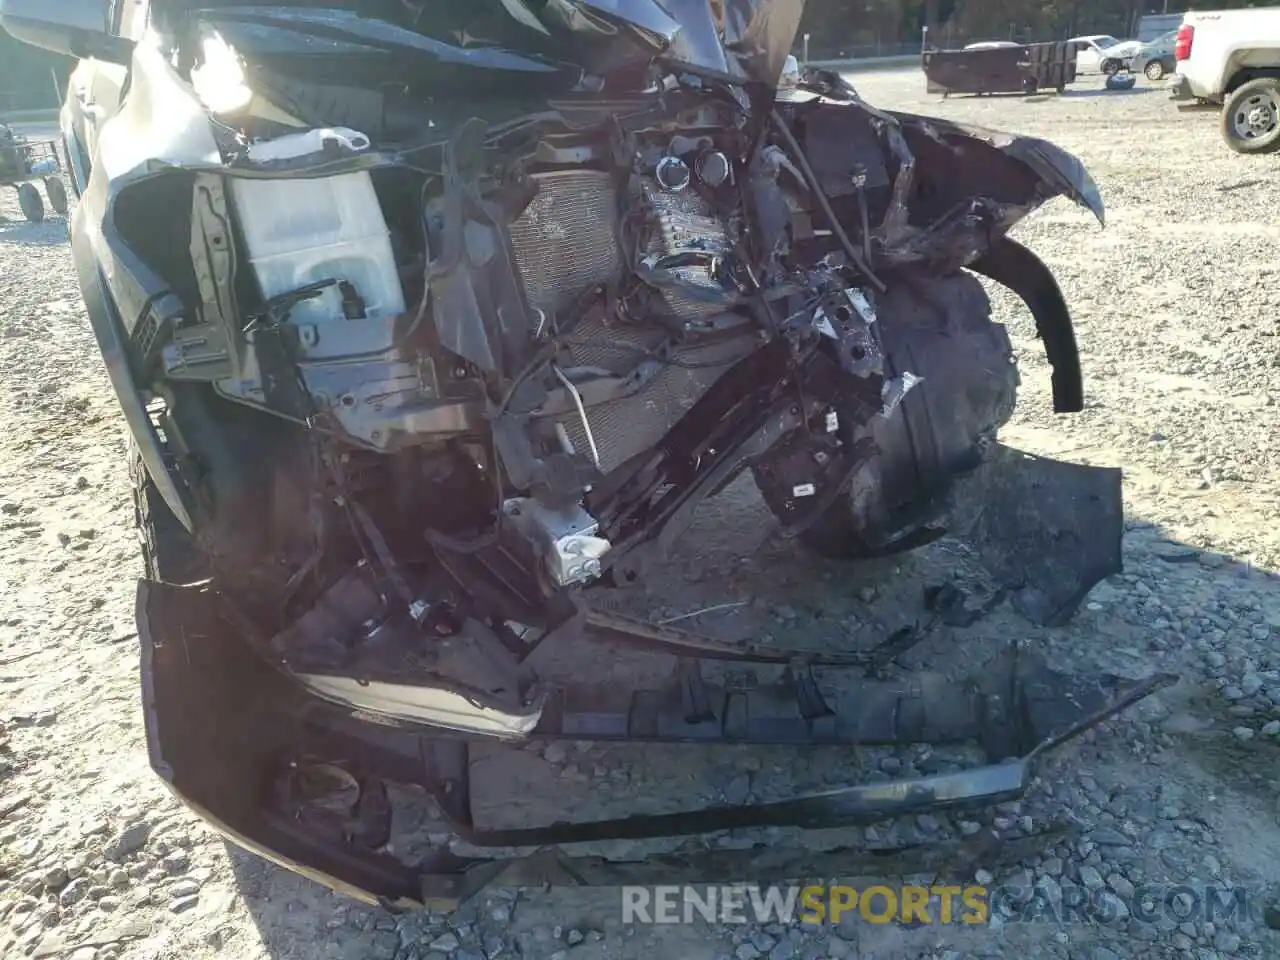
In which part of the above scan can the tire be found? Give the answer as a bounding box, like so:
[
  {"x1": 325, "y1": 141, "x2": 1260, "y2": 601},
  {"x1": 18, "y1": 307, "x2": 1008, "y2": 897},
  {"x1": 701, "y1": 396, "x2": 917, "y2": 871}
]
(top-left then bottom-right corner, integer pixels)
[
  {"x1": 44, "y1": 176, "x2": 68, "y2": 216},
  {"x1": 1101, "y1": 58, "x2": 1120, "y2": 76},
  {"x1": 130, "y1": 443, "x2": 208, "y2": 584},
  {"x1": 1222, "y1": 77, "x2": 1280, "y2": 154},
  {"x1": 753, "y1": 271, "x2": 1016, "y2": 561},
  {"x1": 1144, "y1": 60, "x2": 1165, "y2": 82},
  {"x1": 16, "y1": 182, "x2": 43, "y2": 222}
]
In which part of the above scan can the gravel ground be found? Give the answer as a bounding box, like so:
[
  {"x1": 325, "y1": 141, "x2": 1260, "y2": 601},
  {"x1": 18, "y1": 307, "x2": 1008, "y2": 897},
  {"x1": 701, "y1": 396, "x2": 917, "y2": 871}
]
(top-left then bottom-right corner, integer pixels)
[{"x1": 2, "y1": 68, "x2": 1280, "y2": 960}]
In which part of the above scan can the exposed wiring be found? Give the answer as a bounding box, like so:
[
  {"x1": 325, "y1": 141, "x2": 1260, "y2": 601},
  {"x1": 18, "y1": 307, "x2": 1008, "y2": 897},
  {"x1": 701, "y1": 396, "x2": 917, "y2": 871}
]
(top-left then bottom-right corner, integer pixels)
[
  {"x1": 769, "y1": 108, "x2": 886, "y2": 294},
  {"x1": 552, "y1": 364, "x2": 601, "y2": 469}
]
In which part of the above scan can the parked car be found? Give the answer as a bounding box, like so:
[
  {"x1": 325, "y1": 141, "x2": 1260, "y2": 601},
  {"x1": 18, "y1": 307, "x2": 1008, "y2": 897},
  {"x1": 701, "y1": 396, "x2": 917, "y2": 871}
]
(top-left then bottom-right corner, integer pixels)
[
  {"x1": 1070, "y1": 34, "x2": 1143, "y2": 75},
  {"x1": 1168, "y1": 7, "x2": 1280, "y2": 153},
  {"x1": 1132, "y1": 29, "x2": 1178, "y2": 81}
]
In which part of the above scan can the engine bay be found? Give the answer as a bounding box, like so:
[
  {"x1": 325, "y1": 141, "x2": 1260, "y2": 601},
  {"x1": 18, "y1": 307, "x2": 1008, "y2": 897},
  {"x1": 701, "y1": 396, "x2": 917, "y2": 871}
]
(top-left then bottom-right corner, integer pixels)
[
  {"x1": 0, "y1": 0, "x2": 1179, "y2": 912},
  {"x1": 81, "y1": 3, "x2": 1114, "y2": 739}
]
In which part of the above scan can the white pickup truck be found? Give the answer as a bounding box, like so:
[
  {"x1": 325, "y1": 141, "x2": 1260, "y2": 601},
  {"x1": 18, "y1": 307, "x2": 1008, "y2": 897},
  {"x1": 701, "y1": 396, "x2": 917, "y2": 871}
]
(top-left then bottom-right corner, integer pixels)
[{"x1": 1168, "y1": 7, "x2": 1280, "y2": 153}]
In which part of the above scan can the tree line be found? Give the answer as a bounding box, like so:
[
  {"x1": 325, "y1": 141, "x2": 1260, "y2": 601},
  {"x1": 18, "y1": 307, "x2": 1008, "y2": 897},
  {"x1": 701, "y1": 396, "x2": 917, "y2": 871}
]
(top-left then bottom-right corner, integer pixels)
[
  {"x1": 1, "y1": 2, "x2": 1279, "y2": 112},
  {"x1": 797, "y1": 0, "x2": 1280, "y2": 58}
]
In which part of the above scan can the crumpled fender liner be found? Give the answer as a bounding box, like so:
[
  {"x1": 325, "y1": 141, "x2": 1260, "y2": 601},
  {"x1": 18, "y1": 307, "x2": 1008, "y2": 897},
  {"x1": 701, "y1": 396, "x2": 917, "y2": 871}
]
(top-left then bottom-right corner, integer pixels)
[
  {"x1": 969, "y1": 236, "x2": 1083, "y2": 414},
  {"x1": 139, "y1": 579, "x2": 1173, "y2": 911}
]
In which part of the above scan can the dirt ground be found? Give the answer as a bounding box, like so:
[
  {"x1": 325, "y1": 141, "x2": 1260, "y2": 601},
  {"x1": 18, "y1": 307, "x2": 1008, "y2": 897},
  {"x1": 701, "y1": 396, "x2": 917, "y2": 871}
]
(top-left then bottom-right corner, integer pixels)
[{"x1": 2, "y1": 67, "x2": 1279, "y2": 960}]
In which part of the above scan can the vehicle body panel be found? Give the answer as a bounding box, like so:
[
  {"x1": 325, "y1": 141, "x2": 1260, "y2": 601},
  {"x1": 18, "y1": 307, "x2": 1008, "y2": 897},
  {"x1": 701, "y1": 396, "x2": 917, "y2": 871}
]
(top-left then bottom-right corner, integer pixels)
[
  {"x1": 1070, "y1": 34, "x2": 1130, "y2": 73},
  {"x1": 0, "y1": 0, "x2": 1170, "y2": 911},
  {"x1": 1132, "y1": 30, "x2": 1177, "y2": 76},
  {"x1": 1173, "y1": 8, "x2": 1280, "y2": 101}
]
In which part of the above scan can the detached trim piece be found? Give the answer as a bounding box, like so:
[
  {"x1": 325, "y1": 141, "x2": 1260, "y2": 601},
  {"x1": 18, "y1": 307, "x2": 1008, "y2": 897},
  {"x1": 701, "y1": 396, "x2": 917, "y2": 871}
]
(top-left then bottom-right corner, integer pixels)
[
  {"x1": 139, "y1": 579, "x2": 1173, "y2": 911},
  {"x1": 970, "y1": 236, "x2": 1083, "y2": 414}
]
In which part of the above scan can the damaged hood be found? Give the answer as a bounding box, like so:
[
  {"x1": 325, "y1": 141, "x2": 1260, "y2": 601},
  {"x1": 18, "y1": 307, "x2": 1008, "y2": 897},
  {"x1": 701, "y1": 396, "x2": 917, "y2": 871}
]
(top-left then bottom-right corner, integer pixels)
[{"x1": 158, "y1": 0, "x2": 804, "y2": 92}]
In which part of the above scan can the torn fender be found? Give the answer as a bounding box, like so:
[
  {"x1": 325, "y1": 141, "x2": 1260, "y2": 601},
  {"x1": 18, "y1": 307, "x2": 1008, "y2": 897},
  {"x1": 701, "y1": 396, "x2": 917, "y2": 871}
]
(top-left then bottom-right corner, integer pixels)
[{"x1": 887, "y1": 111, "x2": 1106, "y2": 228}]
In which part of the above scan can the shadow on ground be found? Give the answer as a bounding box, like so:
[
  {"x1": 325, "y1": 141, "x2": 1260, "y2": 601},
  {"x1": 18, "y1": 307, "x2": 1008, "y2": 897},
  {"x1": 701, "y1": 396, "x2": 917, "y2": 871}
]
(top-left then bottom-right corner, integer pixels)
[
  {"x1": 0, "y1": 216, "x2": 68, "y2": 247},
  {"x1": 1059, "y1": 85, "x2": 1157, "y2": 99}
]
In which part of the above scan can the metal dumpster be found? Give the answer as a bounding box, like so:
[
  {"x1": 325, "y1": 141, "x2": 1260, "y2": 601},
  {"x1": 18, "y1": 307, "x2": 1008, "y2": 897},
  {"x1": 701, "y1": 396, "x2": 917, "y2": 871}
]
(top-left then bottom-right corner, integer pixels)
[{"x1": 923, "y1": 41, "x2": 1080, "y2": 97}]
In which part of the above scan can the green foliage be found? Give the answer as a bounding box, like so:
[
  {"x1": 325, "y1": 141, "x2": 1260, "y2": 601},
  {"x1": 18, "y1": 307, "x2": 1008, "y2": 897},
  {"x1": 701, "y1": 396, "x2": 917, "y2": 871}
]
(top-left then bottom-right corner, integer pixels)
[
  {"x1": 1, "y1": 0, "x2": 1279, "y2": 106},
  {"x1": 798, "y1": 0, "x2": 1280, "y2": 56}
]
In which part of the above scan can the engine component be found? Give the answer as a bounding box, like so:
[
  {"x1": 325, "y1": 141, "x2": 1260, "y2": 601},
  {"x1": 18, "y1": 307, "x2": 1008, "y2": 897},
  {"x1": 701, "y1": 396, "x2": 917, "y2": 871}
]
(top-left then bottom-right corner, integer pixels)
[
  {"x1": 547, "y1": 309, "x2": 761, "y2": 477},
  {"x1": 502, "y1": 497, "x2": 611, "y2": 587},
  {"x1": 639, "y1": 177, "x2": 734, "y2": 323},
  {"x1": 654, "y1": 155, "x2": 692, "y2": 191},
  {"x1": 696, "y1": 150, "x2": 731, "y2": 187},
  {"x1": 508, "y1": 170, "x2": 622, "y2": 319}
]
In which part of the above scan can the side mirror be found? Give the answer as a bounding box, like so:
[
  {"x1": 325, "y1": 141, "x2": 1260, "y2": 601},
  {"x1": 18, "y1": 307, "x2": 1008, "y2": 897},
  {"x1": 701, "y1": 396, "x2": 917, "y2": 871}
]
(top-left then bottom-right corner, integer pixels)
[{"x1": 0, "y1": 0, "x2": 134, "y2": 65}]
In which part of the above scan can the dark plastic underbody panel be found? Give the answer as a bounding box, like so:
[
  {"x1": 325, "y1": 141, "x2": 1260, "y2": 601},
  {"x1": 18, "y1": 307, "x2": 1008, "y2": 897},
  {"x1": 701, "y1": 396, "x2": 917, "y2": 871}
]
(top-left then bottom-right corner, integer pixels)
[{"x1": 139, "y1": 579, "x2": 1173, "y2": 911}]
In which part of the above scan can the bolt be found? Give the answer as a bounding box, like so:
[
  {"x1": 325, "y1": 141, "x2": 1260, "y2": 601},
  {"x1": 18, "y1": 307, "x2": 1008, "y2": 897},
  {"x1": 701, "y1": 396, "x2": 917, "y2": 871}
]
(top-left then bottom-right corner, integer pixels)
[{"x1": 813, "y1": 451, "x2": 830, "y2": 465}]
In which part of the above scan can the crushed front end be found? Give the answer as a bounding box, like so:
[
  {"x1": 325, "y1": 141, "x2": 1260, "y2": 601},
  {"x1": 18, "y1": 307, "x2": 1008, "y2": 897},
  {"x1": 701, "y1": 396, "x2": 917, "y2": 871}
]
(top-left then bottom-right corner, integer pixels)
[{"x1": 21, "y1": 0, "x2": 1172, "y2": 907}]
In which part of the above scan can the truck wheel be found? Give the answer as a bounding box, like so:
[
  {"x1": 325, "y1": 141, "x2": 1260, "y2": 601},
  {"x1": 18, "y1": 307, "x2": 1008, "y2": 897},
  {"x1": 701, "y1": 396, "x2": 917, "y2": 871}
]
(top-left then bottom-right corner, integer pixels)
[
  {"x1": 16, "y1": 182, "x2": 43, "y2": 222},
  {"x1": 130, "y1": 443, "x2": 208, "y2": 584},
  {"x1": 1144, "y1": 60, "x2": 1165, "y2": 81},
  {"x1": 44, "y1": 176, "x2": 68, "y2": 216},
  {"x1": 1222, "y1": 77, "x2": 1280, "y2": 154},
  {"x1": 1101, "y1": 58, "x2": 1120, "y2": 76}
]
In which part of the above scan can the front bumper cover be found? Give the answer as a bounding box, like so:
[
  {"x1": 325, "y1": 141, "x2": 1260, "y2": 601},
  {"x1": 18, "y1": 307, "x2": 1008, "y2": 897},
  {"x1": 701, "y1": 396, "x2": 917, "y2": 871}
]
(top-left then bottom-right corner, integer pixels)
[{"x1": 139, "y1": 578, "x2": 1174, "y2": 911}]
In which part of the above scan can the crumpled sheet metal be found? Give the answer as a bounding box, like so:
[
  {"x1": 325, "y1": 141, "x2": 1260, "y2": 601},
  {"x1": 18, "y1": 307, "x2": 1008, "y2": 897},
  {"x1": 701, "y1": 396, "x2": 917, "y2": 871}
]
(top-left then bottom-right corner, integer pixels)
[
  {"x1": 901, "y1": 113, "x2": 1106, "y2": 227},
  {"x1": 139, "y1": 577, "x2": 1173, "y2": 912},
  {"x1": 781, "y1": 72, "x2": 1103, "y2": 268},
  {"x1": 875, "y1": 111, "x2": 1104, "y2": 268}
]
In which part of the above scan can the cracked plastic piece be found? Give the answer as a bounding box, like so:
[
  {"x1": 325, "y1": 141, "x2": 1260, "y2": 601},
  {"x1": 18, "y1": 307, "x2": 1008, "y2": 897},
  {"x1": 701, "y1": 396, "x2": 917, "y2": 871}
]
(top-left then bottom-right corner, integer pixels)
[{"x1": 140, "y1": 578, "x2": 1173, "y2": 911}]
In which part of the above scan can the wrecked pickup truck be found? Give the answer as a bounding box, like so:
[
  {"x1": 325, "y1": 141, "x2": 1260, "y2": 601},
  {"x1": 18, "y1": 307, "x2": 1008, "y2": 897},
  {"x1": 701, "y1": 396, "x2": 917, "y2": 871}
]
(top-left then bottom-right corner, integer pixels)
[{"x1": 2, "y1": 0, "x2": 1171, "y2": 910}]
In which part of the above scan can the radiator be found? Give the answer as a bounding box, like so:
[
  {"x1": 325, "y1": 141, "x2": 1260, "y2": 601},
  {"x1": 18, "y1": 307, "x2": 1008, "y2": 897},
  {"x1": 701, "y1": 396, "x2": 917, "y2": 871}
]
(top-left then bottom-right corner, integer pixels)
[{"x1": 508, "y1": 170, "x2": 621, "y2": 320}]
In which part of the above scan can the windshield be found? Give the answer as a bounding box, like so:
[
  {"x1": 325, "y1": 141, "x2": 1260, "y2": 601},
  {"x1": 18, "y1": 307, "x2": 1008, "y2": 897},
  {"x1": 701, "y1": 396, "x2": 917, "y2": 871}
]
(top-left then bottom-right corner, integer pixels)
[{"x1": 1095, "y1": 36, "x2": 1121, "y2": 48}]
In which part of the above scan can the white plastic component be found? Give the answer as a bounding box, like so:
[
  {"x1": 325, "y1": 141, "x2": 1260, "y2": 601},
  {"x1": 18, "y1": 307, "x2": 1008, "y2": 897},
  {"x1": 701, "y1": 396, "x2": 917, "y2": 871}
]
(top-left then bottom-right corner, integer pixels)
[
  {"x1": 230, "y1": 128, "x2": 403, "y2": 327},
  {"x1": 244, "y1": 127, "x2": 371, "y2": 162}
]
